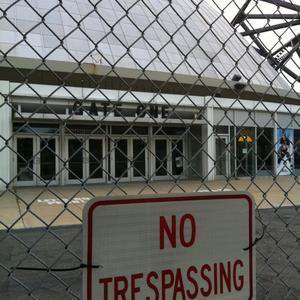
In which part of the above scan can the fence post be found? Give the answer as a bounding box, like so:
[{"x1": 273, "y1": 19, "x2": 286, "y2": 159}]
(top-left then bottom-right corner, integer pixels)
[
  {"x1": 0, "y1": 81, "x2": 11, "y2": 191},
  {"x1": 273, "y1": 111, "x2": 278, "y2": 176}
]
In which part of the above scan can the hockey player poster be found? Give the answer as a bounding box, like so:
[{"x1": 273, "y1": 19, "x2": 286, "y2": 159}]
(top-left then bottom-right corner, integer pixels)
[{"x1": 277, "y1": 128, "x2": 294, "y2": 176}]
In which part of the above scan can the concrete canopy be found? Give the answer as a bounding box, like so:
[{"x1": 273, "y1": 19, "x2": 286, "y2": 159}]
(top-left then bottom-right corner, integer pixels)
[{"x1": 0, "y1": 0, "x2": 298, "y2": 102}]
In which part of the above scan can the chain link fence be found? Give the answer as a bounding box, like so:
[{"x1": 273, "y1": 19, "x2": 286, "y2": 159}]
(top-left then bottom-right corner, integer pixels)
[{"x1": 0, "y1": 0, "x2": 299, "y2": 298}]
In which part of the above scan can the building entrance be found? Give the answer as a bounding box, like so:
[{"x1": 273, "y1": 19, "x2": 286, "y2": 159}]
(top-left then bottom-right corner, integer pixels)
[
  {"x1": 66, "y1": 137, "x2": 105, "y2": 184},
  {"x1": 152, "y1": 138, "x2": 184, "y2": 179},
  {"x1": 14, "y1": 127, "x2": 186, "y2": 186},
  {"x1": 111, "y1": 138, "x2": 147, "y2": 181},
  {"x1": 15, "y1": 136, "x2": 59, "y2": 186}
]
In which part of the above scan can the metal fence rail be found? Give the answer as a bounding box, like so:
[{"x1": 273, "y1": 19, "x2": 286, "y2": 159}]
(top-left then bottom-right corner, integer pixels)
[{"x1": 0, "y1": 0, "x2": 299, "y2": 299}]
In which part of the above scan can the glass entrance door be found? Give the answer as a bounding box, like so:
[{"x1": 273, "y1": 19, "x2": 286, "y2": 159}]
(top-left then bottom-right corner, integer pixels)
[
  {"x1": 16, "y1": 137, "x2": 36, "y2": 185},
  {"x1": 171, "y1": 139, "x2": 184, "y2": 176},
  {"x1": 67, "y1": 138, "x2": 84, "y2": 183},
  {"x1": 215, "y1": 135, "x2": 230, "y2": 178},
  {"x1": 87, "y1": 138, "x2": 105, "y2": 183},
  {"x1": 112, "y1": 138, "x2": 147, "y2": 181},
  {"x1": 152, "y1": 138, "x2": 185, "y2": 179},
  {"x1": 16, "y1": 136, "x2": 58, "y2": 186},
  {"x1": 38, "y1": 138, "x2": 58, "y2": 184},
  {"x1": 66, "y1": 137, "x2": 105, "y2": 184},
  {"x1": 132, "y1": 138, "x2": 147, "y2": 180},
  {"x1": 113, "y1": 139, "x2": 129, "y2": 180}
]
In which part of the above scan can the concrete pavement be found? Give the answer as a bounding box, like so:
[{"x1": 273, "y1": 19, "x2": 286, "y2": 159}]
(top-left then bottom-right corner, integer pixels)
[{"x1": 1, "y1": 177, "x2": 300, "y2": 229}]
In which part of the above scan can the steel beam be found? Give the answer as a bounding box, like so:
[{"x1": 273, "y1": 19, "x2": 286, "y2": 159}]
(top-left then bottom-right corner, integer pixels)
[
  {"x1": 242, "y1": 20, "x2": 300, "y2": 36},
  {"x1": 271, "y1": 35, "x2": 300, "y2": 56},
  {"x1": 231, "y1": 0, "x2": 252, "y2": 26},
  {"x1": 260, "y1": 0, "x2": 300, "y2": 12},
  {"x1": 247, "y1": 14, "x2": 300, "y2": 19}
]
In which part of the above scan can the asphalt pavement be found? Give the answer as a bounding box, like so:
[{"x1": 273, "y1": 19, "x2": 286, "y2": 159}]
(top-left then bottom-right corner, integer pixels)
[{"x1": 0, "y1": 206, "x2": 299, "y2": 299}]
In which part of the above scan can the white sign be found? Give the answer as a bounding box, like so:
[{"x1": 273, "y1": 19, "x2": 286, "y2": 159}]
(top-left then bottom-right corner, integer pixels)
[{"x1": 83, "y1": 192, "x2": 255, "y2": 300}]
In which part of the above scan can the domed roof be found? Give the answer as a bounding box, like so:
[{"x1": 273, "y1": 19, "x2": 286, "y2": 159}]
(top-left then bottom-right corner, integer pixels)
[{"x1": 0, "y1": 0, "x2": 289, "y2": 90}]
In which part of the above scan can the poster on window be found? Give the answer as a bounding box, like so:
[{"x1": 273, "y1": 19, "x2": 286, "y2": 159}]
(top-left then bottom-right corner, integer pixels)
[{"x1": 277, "y1": 128, "x2": 294, "y2": 176}]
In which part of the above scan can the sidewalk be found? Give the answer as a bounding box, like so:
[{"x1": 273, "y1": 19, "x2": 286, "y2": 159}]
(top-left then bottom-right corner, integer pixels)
[{"x1": 1, "y1": 177, "x2": 300, "y2": 229}]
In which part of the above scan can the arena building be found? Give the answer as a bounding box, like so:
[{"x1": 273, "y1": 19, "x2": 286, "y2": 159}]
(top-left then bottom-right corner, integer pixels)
[{"x1": 0, "y1": 0, "x2": 298, "y2": 189}]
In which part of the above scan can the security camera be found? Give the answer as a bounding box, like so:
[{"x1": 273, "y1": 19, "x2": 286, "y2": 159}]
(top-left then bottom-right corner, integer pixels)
[
  {"x1": 234, "y1": 83, "x2": 246, "y2": 90},
  {"x1": 232, "y1": 74, "x2": 242, "y2": 81}
]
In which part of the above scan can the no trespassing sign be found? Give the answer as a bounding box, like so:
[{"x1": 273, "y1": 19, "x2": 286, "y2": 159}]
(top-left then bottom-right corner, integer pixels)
[{"x1": 82, "y1": 192, "x2": 255, "y2": 300}]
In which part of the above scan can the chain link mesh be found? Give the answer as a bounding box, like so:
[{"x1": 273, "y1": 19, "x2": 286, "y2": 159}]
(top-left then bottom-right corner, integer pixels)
[{"x1": 0, "y1": 0, "x2": 299, "y2": 298}]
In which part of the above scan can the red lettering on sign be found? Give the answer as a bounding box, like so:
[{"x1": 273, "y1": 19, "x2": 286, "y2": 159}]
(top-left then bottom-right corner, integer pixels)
[
  {"x1": 99, "y1": 277, "x2": 112, "y2": 300},
  {"x1": 98, "y1": 259, "x2": 245, "y2": 299},
  {"x1": 114, "y1": 276, "x2": 128, "y2": 300},
  {"x1": 146, "y1": 271, "x2": 159, "y2": 300},
  {"x1": 131, "y1": 273, "x2": 143, "y2": 300},
  {"x1": 213, "y1": 263, "x2": 218, "y2": 295},
  {"x1": 173, "y1": 268, "x2": 186, "y2": 300},
  {"x1": 159, "y1": 215, "x2": 176, "y2": 249},
  {"x1": 220, "y1": 261, "x2": 232, "y2": 293},
  {"x1": 159, "y1": 214, "x2": 196, "y2": 249},
  {"x1": 179, "y1": 213, "x2": 196, "y2": 247},
  {"x1": 233, "y1": 259, "x2": 244, "y2": 291},
  {"x1": 186, "y1": 266, "x2": 198, "y2": 299},
  {"x1": 161, "y1": 269, "x2": 174, "y2": 300},
  {"x1": 200, "y1": 264, "x2": 213, "y2": 297}
]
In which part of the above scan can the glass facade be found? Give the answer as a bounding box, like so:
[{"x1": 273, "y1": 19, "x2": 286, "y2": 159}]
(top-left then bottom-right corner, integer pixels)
[
  {"x1": 13, "y1": 123, "x2": 187, "y2": 185},
  {"x1": 14, "y1": 122, "x2": 300, "y2": 185},
  {"x1": 215, "y1": 126, "x2": 275, "y2": 178}
]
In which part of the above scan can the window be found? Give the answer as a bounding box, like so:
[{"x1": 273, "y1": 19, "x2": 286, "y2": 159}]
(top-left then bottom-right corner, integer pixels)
[{"x1": 257, "y1": 128, "x2": 274, "y2": 175}]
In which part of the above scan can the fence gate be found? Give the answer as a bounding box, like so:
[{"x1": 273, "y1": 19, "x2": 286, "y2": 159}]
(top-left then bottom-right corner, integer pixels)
[{"x1": 0, "y1": 0, "x2": 299, "y2": 299}]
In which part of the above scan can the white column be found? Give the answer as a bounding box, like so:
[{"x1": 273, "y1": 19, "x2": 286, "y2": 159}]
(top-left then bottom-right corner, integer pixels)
[
  {"x1": 201, "y1": 98, "x2": 215, "y2": 181},
  {"x1": 0, "y1": 81, "x2": 12, "y2": 191}
]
